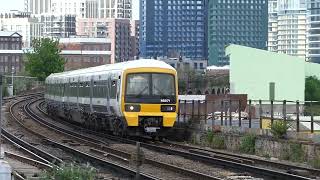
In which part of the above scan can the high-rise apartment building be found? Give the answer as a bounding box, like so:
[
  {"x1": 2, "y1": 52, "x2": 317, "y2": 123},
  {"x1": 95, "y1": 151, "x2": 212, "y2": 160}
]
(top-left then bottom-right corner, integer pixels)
[
  {"x1": 268, "y1": 0, "x2": 278, "y2": 52},
  {"x1": 26, "y1": 0, "x2": 51, "y2": 14},
  {"x1": 139, "y1": 0, "x2": 208, "y2": 60},
  {"x1": 98, "y1": 0, "x2": 132, "y2": 18},
  {"x1": 26, "y1": 0, "x2": 132, "y2": 19},
  {"x1": 40, "y1": 14, "x2": 76, "y2": 38},
  {"x1": 208, "y1": 0, "x2": 268, "y2": 65},
  {"x1": 51, "y1": 0, "x2": 87, "y2": 17},
  {"x1": 268, "y1": 0, "x2": 307, "y2": 59},
  {"x1": 307, "y1": 0, "x2": 320, "y2": 63}
]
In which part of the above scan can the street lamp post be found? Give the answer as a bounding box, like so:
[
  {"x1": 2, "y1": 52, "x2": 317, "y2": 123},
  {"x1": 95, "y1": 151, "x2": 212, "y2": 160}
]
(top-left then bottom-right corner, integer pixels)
[
  {"x1": 11, "y1": 66, "x2": 14, "y2": 96},
  {"x1": 0, "y1": 75, "x2": 3, "y2": 158}
]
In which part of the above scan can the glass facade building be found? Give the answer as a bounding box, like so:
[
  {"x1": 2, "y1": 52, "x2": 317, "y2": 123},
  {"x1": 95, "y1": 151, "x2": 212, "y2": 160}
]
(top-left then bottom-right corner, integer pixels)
[
  {"x1": 139, "y1": 0, "x2": 208, "y2": 60},
  {"x1": 208, "y1": 0, "x2": 268, "y2": 65},
  {"x1": 307, "y1": 0, "x2": 320, "y2": 63}
]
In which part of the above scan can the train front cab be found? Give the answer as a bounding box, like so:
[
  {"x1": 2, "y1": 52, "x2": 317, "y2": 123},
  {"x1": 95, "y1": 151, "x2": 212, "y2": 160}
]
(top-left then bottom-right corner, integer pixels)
[{"x1": 121, "y1": 67, "x2": 178, "y2": 137}]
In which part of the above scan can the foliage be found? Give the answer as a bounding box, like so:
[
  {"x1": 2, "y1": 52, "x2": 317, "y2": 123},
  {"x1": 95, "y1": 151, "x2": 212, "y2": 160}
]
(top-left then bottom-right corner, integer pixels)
[
  {"x1": 269, "y1": 120, "x2": 290, "y2": 139},
  {"x1": 305, "y1": 76, "x2": 320, "y2": 102},
  {"x1": 280, "y1": 143, "x2": 305, "y2": 162},
  {"x1": 41, "y1": 163, "x2": 96, "y2": 180},
  {"x1": 304, "y1": 105, "x2": 320, "y2": 116},
  {"x1": 289, "y1": 143, "x2": 305, "y2": 162},
  {"x1": 25, "y1": 38, "x2": 65, "y2": 81},
  {"x1": 2, "y1": 83, "x2": 9, "y2": 97},
  {"x1": 205, "y1": 130, "x2": 225, "y2": 149},
  {"x1": 177, "y1": 64, "x2": 229, "y2": 94},
  {"x1": 310, "y1": 155, "x2": 320, "y2": 169},
  {"x1": 239, "y1": 134, "x2": 256, "y2": 154},
  {"x1": 206, "y1": 130, "x2": 214, "y2": 144}
]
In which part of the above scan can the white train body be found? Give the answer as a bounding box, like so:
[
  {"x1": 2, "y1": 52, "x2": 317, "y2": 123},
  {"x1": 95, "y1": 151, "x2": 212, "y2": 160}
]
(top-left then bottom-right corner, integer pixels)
[{"x1": 45, "y1": 59, "x2": 178, "y2": 137}]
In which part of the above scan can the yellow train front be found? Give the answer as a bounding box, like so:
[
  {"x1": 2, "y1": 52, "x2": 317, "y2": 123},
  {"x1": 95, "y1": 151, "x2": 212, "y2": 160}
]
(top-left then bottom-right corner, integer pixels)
[{"x1": 121, "y1": 66, "x2": 178, "y2": 138}]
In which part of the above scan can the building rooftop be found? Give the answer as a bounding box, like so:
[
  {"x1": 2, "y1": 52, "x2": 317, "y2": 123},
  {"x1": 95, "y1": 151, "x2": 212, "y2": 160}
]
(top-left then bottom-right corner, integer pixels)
[
  {"x1": 59, "y1": 38, "x2": 111, "y2": 44},
  {"x1": 0, "y1": 31, "x2": 22, "y2": 37},
  {"x1": 207, "y1": 65, "x2": 230, "y2": 70}
]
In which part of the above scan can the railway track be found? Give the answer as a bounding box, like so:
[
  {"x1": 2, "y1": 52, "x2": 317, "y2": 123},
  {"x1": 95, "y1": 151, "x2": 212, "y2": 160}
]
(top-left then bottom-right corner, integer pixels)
[
  {"x1": 161, "y1": 140, "x2": 320, "y2": 177},
  {"x1": 8, "y1": 95, "x2": 177, "y2": 179},
  {"x1": 29, "y1": 98, "x2": 225, "y2": 179},
  {"x1": 0, "y1": 93, "x2": 57, "y2": 179},
  {"x1": 35, "y1": 99, "x2": 314, "y2": 180}
]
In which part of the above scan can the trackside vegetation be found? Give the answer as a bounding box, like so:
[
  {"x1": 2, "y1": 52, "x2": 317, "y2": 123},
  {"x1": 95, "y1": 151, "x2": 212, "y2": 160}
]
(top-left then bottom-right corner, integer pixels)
[
  {"x1": 25, "y1": 38, "x2": 65, "y2": 81},
  {"x1": 40, "y1": 163, "x2": 96, "y2": 180}
]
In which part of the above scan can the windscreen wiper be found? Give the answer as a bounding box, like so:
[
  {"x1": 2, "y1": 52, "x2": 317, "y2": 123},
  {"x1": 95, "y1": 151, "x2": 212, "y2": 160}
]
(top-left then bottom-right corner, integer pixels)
[{"x1": 135, "y1": 86, "x2": 148, "y2": 97}]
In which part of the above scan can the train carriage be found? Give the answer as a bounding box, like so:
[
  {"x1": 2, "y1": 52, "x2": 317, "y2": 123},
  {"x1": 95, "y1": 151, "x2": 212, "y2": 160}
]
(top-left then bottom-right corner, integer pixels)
[{"x1": 45, "y1": 59, "x2": 178, "y2": 138}]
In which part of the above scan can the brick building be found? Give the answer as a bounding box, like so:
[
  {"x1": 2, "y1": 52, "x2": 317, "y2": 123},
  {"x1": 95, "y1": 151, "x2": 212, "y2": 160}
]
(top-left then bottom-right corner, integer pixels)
[
  {"x1": 0, "y1": 32, "x2": 23, "y2": 74},
  {"x1": 77, "y1": 18, "x2": 135, "y2": 63},
  {"x1": 130, "y1": 20, "x2": 139, "y2": 60},
  {"x1": 59, "y1": 38, "x2": 111, "y2": 70}
]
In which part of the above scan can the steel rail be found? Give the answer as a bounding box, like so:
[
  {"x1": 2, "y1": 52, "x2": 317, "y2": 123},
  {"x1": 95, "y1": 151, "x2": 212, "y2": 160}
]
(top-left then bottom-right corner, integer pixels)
[
  {"x1": 13, "y1": 96, "x2": 160, "y2": 180},
  {"x1": 12, "y1": 170, "x2": 26, "y2": 180},
  {"x1": 36, "y1": 99, "x2": 312, "y2": 179},
  {"x1": 164, "y1": 141, "x2": 320, "y2": 176},
  {"x1": 30, "y1": 98, "x2": 222, "y2": 180},
  {"x1": 4, "y1": 151, "x2": 52, "y2": 169},
  {"x1": 8, "y1": 98, "x2": 63, "y2": 165}
]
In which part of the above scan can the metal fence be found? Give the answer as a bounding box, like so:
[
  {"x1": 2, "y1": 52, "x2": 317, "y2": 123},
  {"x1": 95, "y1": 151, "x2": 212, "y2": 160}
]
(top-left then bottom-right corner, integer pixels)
[
  {"x1": 2, "y1": 75, "x2": 43, "y2": 96},
  {"x1": 177, "y1": 99, "x2": 320, "y2": 133}
]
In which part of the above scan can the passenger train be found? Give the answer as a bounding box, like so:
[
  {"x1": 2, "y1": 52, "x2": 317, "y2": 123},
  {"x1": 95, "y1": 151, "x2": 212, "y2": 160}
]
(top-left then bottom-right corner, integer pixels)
[{"x1": 45, "y1": 59, "x2": 178, "y2": 138}]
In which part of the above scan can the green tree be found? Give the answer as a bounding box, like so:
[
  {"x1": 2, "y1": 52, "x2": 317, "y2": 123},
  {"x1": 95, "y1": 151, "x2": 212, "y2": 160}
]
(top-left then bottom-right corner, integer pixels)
[
  {"x1": 305, "y1": 76, "x2": 320, "y2": 101},
  {"x1": 25, "y1": 38, "x2": 65, "y2": 81}
]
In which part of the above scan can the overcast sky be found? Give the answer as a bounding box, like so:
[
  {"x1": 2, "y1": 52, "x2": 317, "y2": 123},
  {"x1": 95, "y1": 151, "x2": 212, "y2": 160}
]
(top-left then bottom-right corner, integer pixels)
[{"x1": 0, "y1": 0, "x2": 140, "y2": 20}]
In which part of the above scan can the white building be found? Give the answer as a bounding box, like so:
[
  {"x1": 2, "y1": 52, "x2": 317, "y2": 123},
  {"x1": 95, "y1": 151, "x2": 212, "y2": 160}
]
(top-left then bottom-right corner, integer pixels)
[
  {"x1": 97, "y1": 0, "x2": 132, "y2": 18},
  {"x1": 25, "y1": 0, "x2": 51, "y2": 14},
  {"x1": 268, "y1": 0, "x2": 278, "y2": 52},
  {"x1": 0, "y1": 11, "x2": 43, "y2": 47},
  {"x1": 26, "y1": 0, "x2": 132, "y2": 19},
  {"x1": 268, "y1": 0, "x2": 307, "y2": 59}
]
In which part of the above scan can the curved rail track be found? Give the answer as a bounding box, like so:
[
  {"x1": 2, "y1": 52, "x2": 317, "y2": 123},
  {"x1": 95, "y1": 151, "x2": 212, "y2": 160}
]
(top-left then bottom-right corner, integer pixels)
[
  {"x1": 8, "y1": 95, "x2": 160, "y2": 180},
  {"x1": 1, "y1": 93, "x2": 56, "y2": 179},
  {"x1": 29, "y1": 98, "x2": 224, "y2": 179},
  {"x1": 35, "y1": 99, "x2": 315, "y2": 180}
]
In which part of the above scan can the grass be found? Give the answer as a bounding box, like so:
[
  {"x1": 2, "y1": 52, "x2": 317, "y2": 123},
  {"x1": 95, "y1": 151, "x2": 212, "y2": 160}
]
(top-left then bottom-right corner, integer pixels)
[
  {"x1": 40, "y1": 163, "x2": 96, "y2": 180},
  {"x1": 239, "y1": 134, "x2": 256, "y2": 154},
  {"x1": 280, "y1": 143, "x2": 305, "y2": 163},
  {"x1": 290, "y1": 143, "x2": 305, "y2": 162},
  {"x1": 206, "y1": 130, "x2": 225, "y2": 149},
  {"x1": 310, "y1": 156, "x2": 320, "y2": 169}
]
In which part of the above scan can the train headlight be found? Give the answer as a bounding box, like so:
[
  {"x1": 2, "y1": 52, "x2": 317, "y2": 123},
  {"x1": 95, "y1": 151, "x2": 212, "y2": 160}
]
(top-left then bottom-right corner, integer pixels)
[
  {"x1": 161, "y1": 105, "x2": 176, "y2": 112},
  {"x1": 125, "y1": 104, "x2": 141, "y2": 112}
]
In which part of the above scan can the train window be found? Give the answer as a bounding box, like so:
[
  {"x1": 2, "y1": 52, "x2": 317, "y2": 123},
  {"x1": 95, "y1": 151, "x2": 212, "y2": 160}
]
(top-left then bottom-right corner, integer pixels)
[
  {"x1": 110, "y1": 80, "x2": 117, "y2": 98},
  {"x1": 85, "y1": 82, "x2": 90, "y2": 97},
  {"x1": 93, "y1": 80, "x2": 107, "y2": 98}
]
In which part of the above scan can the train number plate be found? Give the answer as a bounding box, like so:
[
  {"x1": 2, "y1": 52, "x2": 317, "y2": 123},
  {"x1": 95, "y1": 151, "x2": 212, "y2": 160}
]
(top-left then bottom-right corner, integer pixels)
[{"x1": 145, "y1": 127, "x2": 160, "y2": 133}]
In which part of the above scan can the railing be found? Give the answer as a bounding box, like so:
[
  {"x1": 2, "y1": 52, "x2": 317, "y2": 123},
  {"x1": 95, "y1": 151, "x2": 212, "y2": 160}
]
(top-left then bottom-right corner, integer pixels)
[{"x1": 177, "y1": 99, "x2": 320, "y2": 133}]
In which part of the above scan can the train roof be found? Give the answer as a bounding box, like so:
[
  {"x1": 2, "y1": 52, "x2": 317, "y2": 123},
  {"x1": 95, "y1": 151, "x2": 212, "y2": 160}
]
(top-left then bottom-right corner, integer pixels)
[{"x1": 46, "y1": 59, "x2": 176, "y2": 82}]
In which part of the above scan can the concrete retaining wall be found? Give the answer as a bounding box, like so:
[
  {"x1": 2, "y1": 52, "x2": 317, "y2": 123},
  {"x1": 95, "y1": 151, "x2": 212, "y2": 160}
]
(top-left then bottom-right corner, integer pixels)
[{"x1": 187, "y1": 123, "x2": 320, "y2": 162}]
